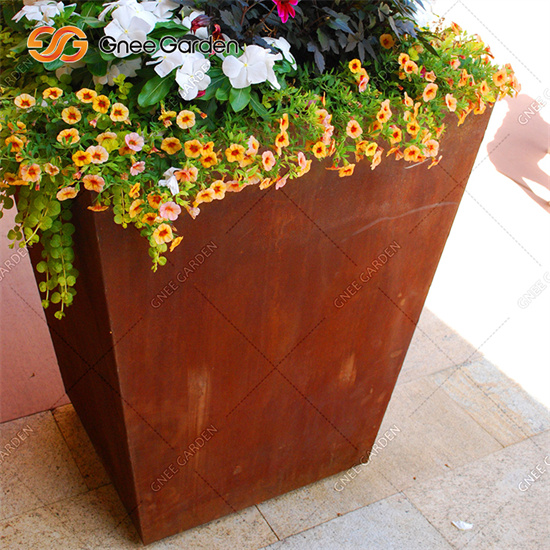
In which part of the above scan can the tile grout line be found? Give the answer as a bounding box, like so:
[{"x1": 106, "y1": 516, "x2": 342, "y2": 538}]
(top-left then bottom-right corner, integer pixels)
[{"x1": 255, "y1": 505, "x2": 281, "y2": 543}]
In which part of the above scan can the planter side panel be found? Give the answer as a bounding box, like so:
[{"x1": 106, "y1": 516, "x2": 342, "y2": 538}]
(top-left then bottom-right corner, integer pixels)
[{"x1": 35, "y1": 110, "x2": 491, "y2": 544}]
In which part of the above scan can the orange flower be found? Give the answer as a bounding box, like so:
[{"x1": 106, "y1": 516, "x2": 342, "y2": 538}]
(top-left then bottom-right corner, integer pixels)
[
  {"x1": 275, "y1": 131, "x2": 290, "y2": 150},
  {"x1": 297, "y1": 152, "x2": 312, "y2": 176},
  {"x1": 371, "y1": 149, "x2": 383, "y2": 170},
  {"x1": 457, "y1": 110, "x2": 469, "y2": 126},
  {"x1": 57, "y1": 128, "x2": 80, "y2": 145},
  {"x1": 110, "y1": 103, "x2": 129, "y2": 122},
  {"x1": 346, "y1": 120, "x2": 363, "y2": 139},
  {"x1": 176, "y1": 110, "x2": 195, "y2": 129},
  {"x1": 88, "y1": 204, "x2": 109, "y2": 212},
  {"x1": 141, "y1": 212, "x2": 158, "y2": 225},
  {"x1": 479, "y1": 80, "x2": 490, "y2": 96},
  {"x1": 315, "y1": 109, "x2": 330, "y2": 126},
  {"x1": 358, "y1": 75, "x2": 369, "y2": 93},
  {"x1": 380, "y1": 34, "x2": 395, "y2": 49},
  {"x1": 424, "y1": 140, "x2": 439, "y2": 158},
  {"x1": 492, "y1": 68, "x2": 508, "y2": 88},
  {"x1": 458, "y1": 69, "x2": 470, "y2": 87},
  {"x1": 312, "y1": 141, "x2": 327, "y2": 159},
  {"x1": 376, "y1": 109, "x2": 391, "y2": 124},
  {"x1": 43, "y1": 87, "x2": 63, "y2": 100},
  {"x1": 83, "y1": 174, "x2": 105, "y2": 192},
  {"x1": 403, "y1": 145, "x2": 421, "y2": 162},
  {"x1": 93, "y1": 95, "x2": 110, "y2": 114},
  {"x1": 44, "y1": 163, "x2": 60, "y2": 176},
  {"x1": 96, "y1": 131, "x2": 117, "y2": 145},
  {"x1": 14, "y1": 94, "x2": 35, "y2": 109},
  {"x1": 210, "y1": 180, "x2": 227, "y2": 200},
  {"x1": 5, "y1": 135, "x2": 25, "y2": 153},
  {"x1": 119, "y1": 145, "x2": 133, "y2": 156},
  {"x1": 403, "y1": 60, "x2": 418, "y2": 74},
  {"x1": 388, "y1": 125, "x2": 402, "y2": 144},
  {"x1": 225, "y1": 143, "x2": 246, "y2": 163},
  {"x1": 422, "y1": 83, "x2": 438, "y2": 102},
  {"x1": 338, "y1": 164, "x2": 355, "y2": 178},
  {"x1": 200, "y1": 151, "x2": 218, "y2": 168},
  {"x1": 72, "y1": 150, "x2": 91, "y2": 167},
  {"x1": 175, "y1": 166, "x2": 198, "y2": 183},
  {"x1": 129, "y1": 182, "x2": 140, "y2": 198},
  {"x1": 445, "y1": 93, "x2": 457, "y2": 112},
  {"x1": 259, "y1": 178, "x2": 273, "y2": 190},
  {"x1": 184, "y1": 139, "x2": 202, "y2": 158},
  {"x1": 349, "y1": 59, "x2": 362, "y2": 73},
  {"x1": 406, "y1": 120, "x2": 420, "y2": 136},
  {"x1": 247, "y1": 135, "x2": 260, "y2": 156},
  {"x1": 365, "y1": 142, "x2": 378, "y2": 157},
  {"x1": 20, "y1": 163, "x2": 41, "y2": 182},
  {"x1": 148, "y1": 194, "x2": 163, "y2": 209},
  {"x1": 280, "y1": 113, "x2": 289, "y2": 131},
  {"x1": 202, "y1": 141, "x2": 215, "y2": 155},
  {"x1": 194, "y1": 188, "x2": 215, "y2": 207},
  {"x1": 153, "y1": 223, "x2": 173, "y2": 244},
  {"x1": 129, "y1": 199, "x2": 144, "y2": 219},
  {"x1": 170, "y1": 236, "x2": 183, "y2": 252},
  {"x1": 428, "y1": 155, "x2": 443, "y2": 169},
  {"x1": 86, "y1": 145, "x2": 109, "y2": 164},
  {"x1": 403, "y1": 92, "x2": 414, "y2": 107},
  {"x1": 398, "y1": 53, "x2": 409, "y2": 67},
  {"x1": 76, "y1": 88, "x2": 97, "y2": 103},
  {"x1": 62, "y1": 106, "x2": 82, "y2": 125},
  {"x1": 424, "y1": 71, "x2": 436, "y2": 82},
  {"x1": 56, "y1": 186, "x2": 78, "y2": 201},
  {"x1": 158, "y1": 109, "x2": 176, "y2": 127},
  {"x1": 449, "y1": 57, "x2": 461, "y2": 70},
  {"x1": 262, "y1": 150, "x2": 276, "y2": 171},
  {"x1": 474, "y1": 97, "x2": 486, "y2": 115},
  {"x1": 161, "y1": 137, "x2": 183, "y2": 155}
]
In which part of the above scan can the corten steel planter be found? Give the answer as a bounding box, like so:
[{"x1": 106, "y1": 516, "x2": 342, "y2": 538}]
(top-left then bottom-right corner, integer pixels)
[{"x1": 28, "y1": 108, "x2": 491, "y2": 544}]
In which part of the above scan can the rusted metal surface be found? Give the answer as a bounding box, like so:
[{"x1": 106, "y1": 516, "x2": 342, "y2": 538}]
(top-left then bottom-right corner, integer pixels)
[{"x1": 29, "y1": 109, "x2": 492, "y2": 544}]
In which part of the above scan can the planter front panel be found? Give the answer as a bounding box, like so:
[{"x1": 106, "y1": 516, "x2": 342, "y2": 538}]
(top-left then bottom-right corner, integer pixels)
[{"x1": 31, "y1": 110, "x2": 491, "y2": 543}]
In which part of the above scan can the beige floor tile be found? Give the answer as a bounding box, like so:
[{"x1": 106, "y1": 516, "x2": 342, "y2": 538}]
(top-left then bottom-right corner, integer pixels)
[
  {"x1": 262, "y1": 493, "x2": 453, "y2": 549},
  {"x1": 52, "y1": 404, "x2": 111, "y2": 490},
  {"x1": 0, "y1": 506, "x2": 87, "y2": 549},
  {"x1": 433, "y1": 360, "x2": 550, "y2": 447},
  {"x1": 0, "y1": 411, "x2": 87, "y2": 521},
  {"x1": 48, "y1": 484, "x2": 278, "y2": 549},
  {"x1": 257, "y1": 459, "x2": 396, "y2": 539},
  {"x1": 367, "y1": 375, "x2": 503, "y2": 490},
  {"x1": 398, "y1": 309, "x2": 482, "y2": 385},
  {"x1": 404, "y1": 430, "x2": 550, "y2": 549}
]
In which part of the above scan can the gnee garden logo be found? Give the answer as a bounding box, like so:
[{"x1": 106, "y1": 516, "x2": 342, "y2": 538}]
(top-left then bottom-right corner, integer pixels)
[{"x1": 27, "y1": 25, "x2": 88, "y2": 63}]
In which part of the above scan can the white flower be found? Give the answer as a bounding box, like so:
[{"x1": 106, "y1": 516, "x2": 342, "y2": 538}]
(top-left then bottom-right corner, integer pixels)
[
  {"x1": 93, "y1": 58, "x2": 142, "y2": 86},
  {"x1": 103, "y1": 5, "x2": 157, "y2": 58},
  {"x1": 181, "y1": 10, "x2": 209, "y2": 40},
  {"x1": 222, "y1": 45, "x2": 282, "y2": 90},
  {"x1": 148, "y1": 49, "x2": 188, "y2": 78},
  {"x1": 158, "y1": 167, "x2": 180, "y2": 195},
  {"x1": 141, "y1": 0, "x2": 180, "y2": 22},
  {"x1": 99, "y1": 0, "x2": 156, "y2": 24},
  {"x1": 13, "y1": 1, "x2": 65, "y2": 26},
  {"x1": 175, "y1": 53, "x2": 211, "y2": 101},
  {"x1": 262, "y1": 37, "x2": 297, "y2": 70}
]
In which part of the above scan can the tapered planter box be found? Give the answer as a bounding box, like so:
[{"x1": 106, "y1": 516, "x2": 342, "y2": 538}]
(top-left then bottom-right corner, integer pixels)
[{"x1": 28, "y1": 109, "x2": 491, "y2": 544}]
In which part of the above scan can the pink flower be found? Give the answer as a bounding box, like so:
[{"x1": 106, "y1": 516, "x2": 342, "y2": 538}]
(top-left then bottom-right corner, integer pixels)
[
  {"x1": 130, "y1": 161, "x2": 145, "y2": 176},
  {"x1": 273, "y1": 0, "x2": 298, "y2": 24},
  {"x1": 159, "y1": 201, "x2": 181, "y2": 221},
  {"x1": 275, "y1": 175, "x2": 289, "y2": 189},
  {"x1": 125, "y1": 132, "x2": 144, "y2": 152}
]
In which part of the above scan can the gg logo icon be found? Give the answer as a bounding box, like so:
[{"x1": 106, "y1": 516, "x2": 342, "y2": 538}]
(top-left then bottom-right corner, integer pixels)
[{"x1": 27, "y1": 25, "x2": 88, "y2": 63}]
